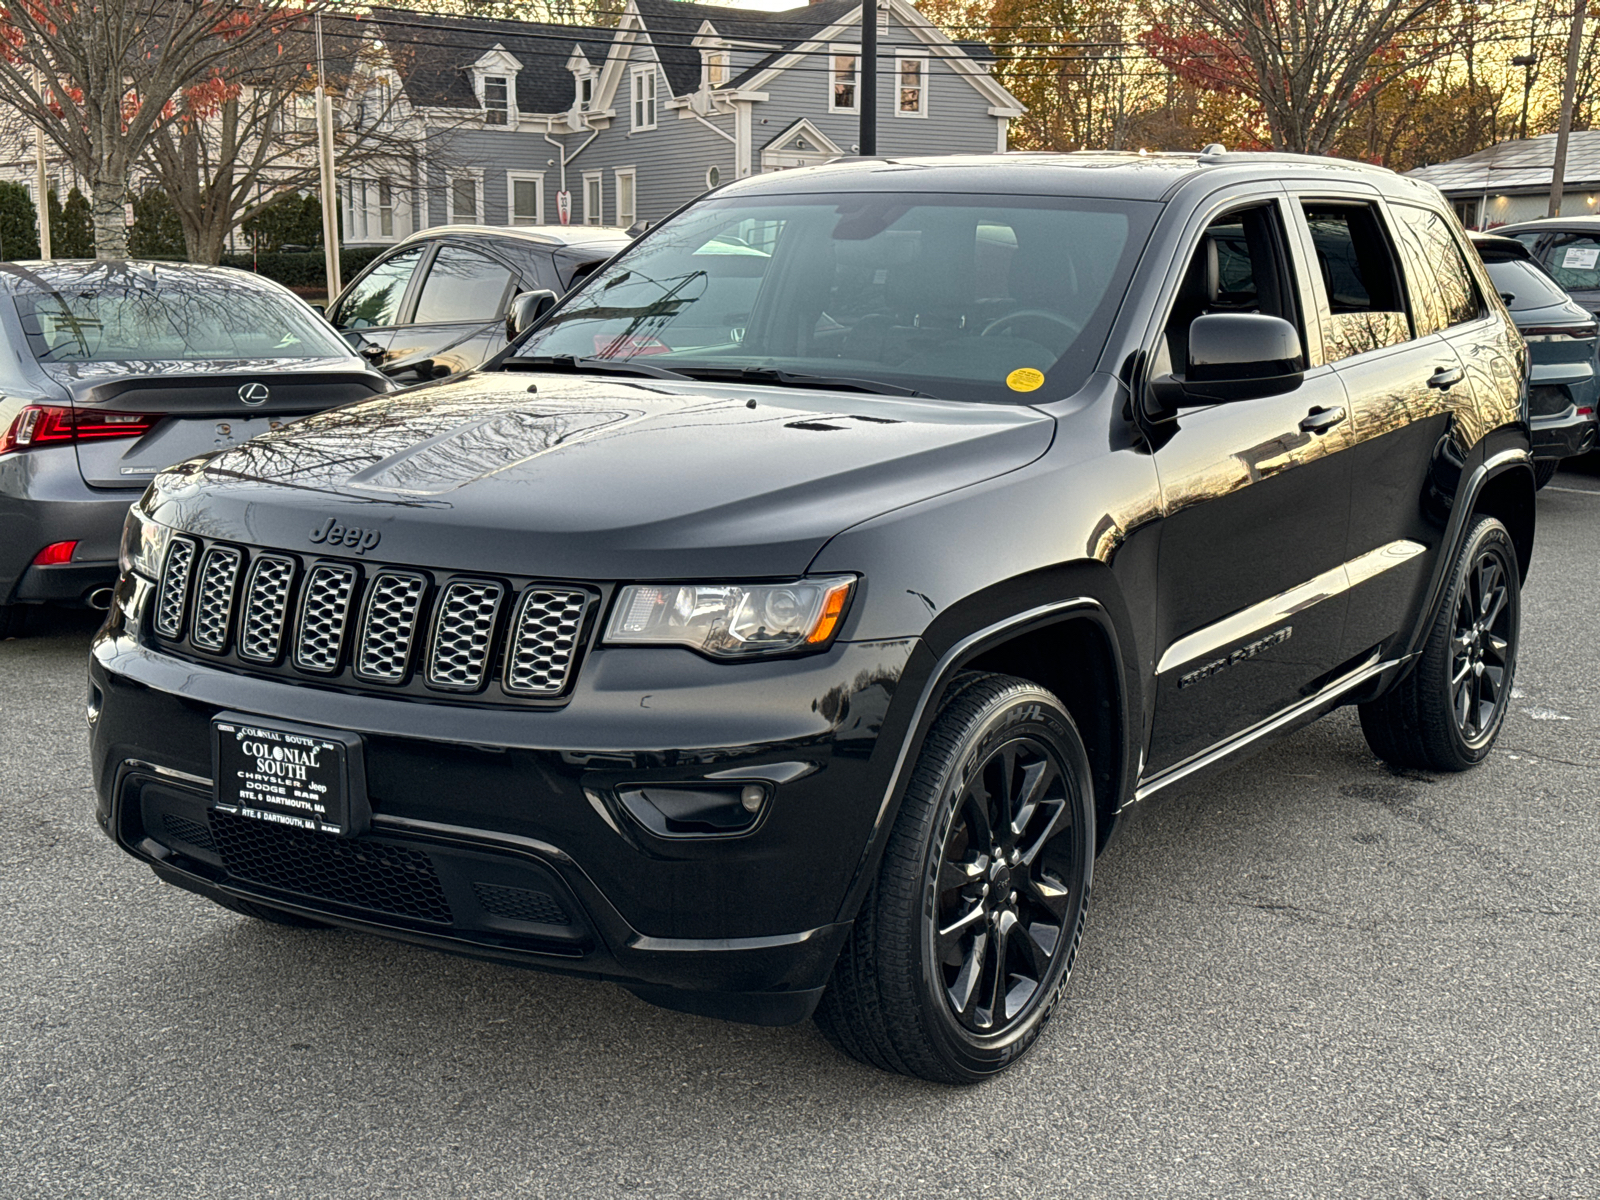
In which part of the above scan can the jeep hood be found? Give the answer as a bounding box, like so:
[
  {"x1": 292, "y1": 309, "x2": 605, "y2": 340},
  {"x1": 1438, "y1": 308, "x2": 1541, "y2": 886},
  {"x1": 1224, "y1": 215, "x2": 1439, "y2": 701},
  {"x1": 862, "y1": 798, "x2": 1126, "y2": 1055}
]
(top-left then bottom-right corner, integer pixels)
[{"x1": 144, "y1": 371, "x2": 1054, "y2": 579}]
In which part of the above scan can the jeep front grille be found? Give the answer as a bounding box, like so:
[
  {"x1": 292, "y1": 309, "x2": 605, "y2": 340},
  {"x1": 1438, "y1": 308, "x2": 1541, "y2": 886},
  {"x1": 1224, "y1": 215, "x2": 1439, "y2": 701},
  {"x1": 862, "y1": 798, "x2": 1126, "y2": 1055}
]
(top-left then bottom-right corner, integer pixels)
[
  {"x1": 147, "y1": 537, "x2": 594, "y2": 703},
  {"x1": 190, "y1": 546, "x2": 242, "y2": 651},
  {"x1": 154, "y1": 537, "x2": 197, "y2": 639},
  {"x1": 426, "y1": 581, "x2": 504, "y2": 689},
  {"x1": 505, "y1": 589, "x2": 589, "y2": 695},
  {"x1": 355, "y1": 572, "x2": 426, "y2": 683},
  {"x1": 238, "y1": 555, "x2": 295, "y2": 663},
  {"x1": 294, "y1": 564, "x2": 358, "y2": 673}
]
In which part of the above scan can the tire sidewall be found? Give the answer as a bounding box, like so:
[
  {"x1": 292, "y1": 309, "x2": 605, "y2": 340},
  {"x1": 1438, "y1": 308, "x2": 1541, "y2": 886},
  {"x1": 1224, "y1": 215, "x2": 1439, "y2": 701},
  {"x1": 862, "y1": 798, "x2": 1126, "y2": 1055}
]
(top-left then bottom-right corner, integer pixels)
[
  {"x1": 909, "y1": 685, "x2": 1095, "y2": 1080},
  {"x1": 1438, "y1": 518, "x2": 1521, "y2": 764}
]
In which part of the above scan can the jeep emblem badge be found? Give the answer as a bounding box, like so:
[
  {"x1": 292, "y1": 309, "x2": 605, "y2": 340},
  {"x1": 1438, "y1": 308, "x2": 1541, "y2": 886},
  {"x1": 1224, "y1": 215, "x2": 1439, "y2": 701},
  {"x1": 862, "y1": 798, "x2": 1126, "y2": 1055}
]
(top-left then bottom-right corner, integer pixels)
[
  {"x1": 309, "y1": 516, "x2": 381, "y2": 555},
  {"x1": 238, "y1": 382, "x2": 270, "y2": 406}
]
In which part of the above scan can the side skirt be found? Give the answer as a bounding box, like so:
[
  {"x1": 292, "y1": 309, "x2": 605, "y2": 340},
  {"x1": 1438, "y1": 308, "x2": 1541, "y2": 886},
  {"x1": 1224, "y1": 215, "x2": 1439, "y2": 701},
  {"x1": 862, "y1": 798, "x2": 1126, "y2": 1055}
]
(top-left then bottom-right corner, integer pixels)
[{"x1": 1131, "y1": 650, "x2": 1414, "y2": 805}]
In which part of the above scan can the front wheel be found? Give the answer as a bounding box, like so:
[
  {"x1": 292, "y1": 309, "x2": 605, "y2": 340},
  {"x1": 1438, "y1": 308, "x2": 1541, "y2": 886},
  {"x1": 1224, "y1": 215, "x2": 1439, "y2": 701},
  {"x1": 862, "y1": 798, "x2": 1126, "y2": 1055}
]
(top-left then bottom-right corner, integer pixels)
[
  {"x1": 815, "y1": 673, "x2": 1094, "y2": 1084},
  {"x1": 1359, "y1": 515, "x2": 1520, "y2": 771}
]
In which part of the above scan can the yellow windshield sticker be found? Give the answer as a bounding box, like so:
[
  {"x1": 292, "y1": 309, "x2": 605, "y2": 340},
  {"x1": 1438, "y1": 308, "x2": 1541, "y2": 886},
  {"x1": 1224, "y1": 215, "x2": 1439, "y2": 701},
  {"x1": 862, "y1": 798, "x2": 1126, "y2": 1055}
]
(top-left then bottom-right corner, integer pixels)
[{"x1": 1006, "y1": 368, "x2": 1045, "y2": 393}]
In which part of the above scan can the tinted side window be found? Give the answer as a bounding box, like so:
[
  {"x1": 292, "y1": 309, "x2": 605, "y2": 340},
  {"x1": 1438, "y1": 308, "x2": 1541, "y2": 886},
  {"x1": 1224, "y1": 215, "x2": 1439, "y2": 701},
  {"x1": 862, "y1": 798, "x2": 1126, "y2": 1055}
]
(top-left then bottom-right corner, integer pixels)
[
  {"x1": 1537, "y1": 233, "x2": 1600, "y2": 293},
  {"x1": 411, "y1": 245, "x2": 516, "y2": 324},
  {"x1": 1301, "y1": 202, "x2": 1411, "y2": 363},
  {"x1": 1390, "y1": 206, "x2": 1484, "y2": 328},
  {"x1": 333, "y1": 246, "x2": 424, "y2": 329}
]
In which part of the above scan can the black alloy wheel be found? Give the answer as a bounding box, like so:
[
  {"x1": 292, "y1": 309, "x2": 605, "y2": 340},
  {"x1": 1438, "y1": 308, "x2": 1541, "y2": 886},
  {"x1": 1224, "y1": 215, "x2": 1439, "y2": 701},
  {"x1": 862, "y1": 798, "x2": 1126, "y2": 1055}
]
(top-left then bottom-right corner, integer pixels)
[
  {"x1": 1360, "y1": 515, "x2": 1521, "y2": 772},
  {"x1": 815, "y1": 672, "x2": 1094, "y2": 1084},
  {"x1": 933, "y1": 737, "x2": 1079, "y2": 1035},
  {"x1": 1450, "y1": 545, "x2": 1514, "y2": 748}
]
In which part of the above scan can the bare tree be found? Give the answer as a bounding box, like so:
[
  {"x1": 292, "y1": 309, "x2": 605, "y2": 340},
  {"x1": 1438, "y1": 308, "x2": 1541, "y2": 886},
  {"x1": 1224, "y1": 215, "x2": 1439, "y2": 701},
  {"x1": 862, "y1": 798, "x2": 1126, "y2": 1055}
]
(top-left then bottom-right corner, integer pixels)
[
  {"x1": 1141, "y1": 0, "x2": 1458, "y2": 154},
  {"x1": 0, "y1": 0, "x2": 322, "y2": 257},
  {"x1": 140, "y1": 28, "x2": 431, "y2": 263}
]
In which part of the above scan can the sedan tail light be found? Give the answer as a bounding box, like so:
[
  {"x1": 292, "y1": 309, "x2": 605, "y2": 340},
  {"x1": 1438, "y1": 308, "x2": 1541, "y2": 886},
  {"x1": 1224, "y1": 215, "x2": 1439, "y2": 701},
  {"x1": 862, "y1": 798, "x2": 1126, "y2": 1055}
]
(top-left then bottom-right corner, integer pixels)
[
  {"x1": 0, "y1": 405, "x2": 161, "y2": 456},
  {"x1": 1519, "y1": 322, "x2": 1599, "y2": 339}
]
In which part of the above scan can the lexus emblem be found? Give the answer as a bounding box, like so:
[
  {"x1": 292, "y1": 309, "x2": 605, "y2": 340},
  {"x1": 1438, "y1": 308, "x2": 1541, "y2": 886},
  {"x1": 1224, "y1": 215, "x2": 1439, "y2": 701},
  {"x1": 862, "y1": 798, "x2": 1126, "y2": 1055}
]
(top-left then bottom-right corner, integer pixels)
[{"x1": 238, "y1": 382, "x2": 270, "y2": 406}]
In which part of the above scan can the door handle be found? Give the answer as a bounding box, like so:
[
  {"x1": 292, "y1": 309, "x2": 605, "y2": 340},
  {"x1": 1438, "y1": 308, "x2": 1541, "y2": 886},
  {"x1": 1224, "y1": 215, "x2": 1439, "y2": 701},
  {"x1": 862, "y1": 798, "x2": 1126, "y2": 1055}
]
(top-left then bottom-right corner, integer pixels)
[
  {"x1": 1299, "y1": 405, "x2": 1347, "y2": 434},
  {"x1": 1427, "y1": 365, "x2": 1465, "y2": 390}
]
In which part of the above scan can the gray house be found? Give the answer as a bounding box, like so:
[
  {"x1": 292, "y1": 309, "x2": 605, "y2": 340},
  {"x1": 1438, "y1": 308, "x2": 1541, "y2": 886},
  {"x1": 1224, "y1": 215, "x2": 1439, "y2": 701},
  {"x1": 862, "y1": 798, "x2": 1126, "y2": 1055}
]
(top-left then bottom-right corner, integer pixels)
[
  {"x1": 344, "y1": 0, "x2": 1023, "y2": 242},
  {"x1": 1408, "y1": 133, "x2": 1600, "y2": 230}
]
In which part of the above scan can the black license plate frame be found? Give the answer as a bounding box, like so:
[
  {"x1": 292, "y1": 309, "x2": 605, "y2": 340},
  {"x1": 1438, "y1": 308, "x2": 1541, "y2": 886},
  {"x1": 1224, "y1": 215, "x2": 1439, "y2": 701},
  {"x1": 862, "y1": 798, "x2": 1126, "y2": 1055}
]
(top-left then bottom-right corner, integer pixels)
[{"x1": 211, "y1": 713, "x2": 370, "y2": 837}]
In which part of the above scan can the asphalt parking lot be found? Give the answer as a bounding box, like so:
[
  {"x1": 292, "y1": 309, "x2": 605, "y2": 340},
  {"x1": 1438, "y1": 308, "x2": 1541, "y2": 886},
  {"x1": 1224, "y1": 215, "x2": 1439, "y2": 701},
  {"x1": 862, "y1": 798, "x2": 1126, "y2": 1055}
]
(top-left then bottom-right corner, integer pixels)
[{"x1": 3, "y1": 458, "x2": 1598, "y2": 1200}]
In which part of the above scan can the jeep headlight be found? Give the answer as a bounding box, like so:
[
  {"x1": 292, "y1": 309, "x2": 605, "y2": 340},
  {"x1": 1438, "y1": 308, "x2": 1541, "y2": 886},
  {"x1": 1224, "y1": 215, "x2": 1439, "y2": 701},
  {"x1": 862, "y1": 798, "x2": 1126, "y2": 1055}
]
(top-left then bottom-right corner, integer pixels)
[
  {"x1": 118, "y1": 505, "x2": 170, "y2": 581},
  {"x1": 605, "y1": 576, "x2": 855, "y2": 658}
]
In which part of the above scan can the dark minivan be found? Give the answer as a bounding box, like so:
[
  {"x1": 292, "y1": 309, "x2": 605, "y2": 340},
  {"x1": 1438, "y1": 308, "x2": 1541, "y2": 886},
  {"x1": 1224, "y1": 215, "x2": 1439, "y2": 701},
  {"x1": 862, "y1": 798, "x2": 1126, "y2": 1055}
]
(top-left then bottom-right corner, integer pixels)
[{"x1": 92, "y1": 152, "x2": 1533, "y2": 1083}]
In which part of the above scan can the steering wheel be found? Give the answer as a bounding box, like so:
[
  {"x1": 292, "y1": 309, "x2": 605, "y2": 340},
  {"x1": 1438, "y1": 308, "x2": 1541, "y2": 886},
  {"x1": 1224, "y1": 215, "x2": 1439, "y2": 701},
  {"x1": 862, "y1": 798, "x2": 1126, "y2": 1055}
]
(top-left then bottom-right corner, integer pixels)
[{"x1": 980, "y1": 308, "x2": 1083, "y2": 341}]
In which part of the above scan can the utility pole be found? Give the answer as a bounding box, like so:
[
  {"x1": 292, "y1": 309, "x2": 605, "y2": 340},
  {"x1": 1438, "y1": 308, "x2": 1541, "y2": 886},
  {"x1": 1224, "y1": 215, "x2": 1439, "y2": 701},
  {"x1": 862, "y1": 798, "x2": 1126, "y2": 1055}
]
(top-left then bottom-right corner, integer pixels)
[
  {"x1": 1548, "y1": 0, "x2": 1588, "y2": 218},
  {"x1": 33, "y1": 68, "x2": 50, "y2": 259},
  {"x1": 315, "y1": 13, "x2": 343, "y2": 299},
  {"x1": 859, "y1": 0, "x2": 876, "y2": 156}
]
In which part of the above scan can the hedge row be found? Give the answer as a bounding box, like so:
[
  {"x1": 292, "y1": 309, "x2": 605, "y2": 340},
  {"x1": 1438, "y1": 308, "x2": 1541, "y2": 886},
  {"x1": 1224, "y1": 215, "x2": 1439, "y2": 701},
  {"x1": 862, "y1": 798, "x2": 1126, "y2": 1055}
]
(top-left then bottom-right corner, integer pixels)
[{"x1": 218, "y1": 247, "x2": 385, "y2": 291}]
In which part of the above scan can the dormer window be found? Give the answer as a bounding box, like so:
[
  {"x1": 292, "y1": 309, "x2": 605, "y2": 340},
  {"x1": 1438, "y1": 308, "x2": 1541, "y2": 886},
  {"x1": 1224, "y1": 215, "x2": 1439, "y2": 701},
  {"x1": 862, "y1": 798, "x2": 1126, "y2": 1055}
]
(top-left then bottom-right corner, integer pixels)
[
  {"x1": 470, "y1": 45, "x2": 521, "y2": 129},
  {"x1": 578, "y1": 74, "x2": 594, "y2": 111},
  {"x1": 705, "y1": 49, "x2": 730, "y2": 88},
  {"x1": 483, "y1": 76, "x2": 508, "y2": 125}
]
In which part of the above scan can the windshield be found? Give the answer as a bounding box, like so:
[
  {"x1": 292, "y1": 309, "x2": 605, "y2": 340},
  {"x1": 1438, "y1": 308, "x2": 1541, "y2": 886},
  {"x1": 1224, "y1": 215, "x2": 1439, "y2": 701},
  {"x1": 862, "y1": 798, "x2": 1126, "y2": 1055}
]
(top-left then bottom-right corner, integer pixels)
[
  {"x1": 512, "y1": 192, "x2": 1159, "y2": 403},
  {"x1": 14, "y1": 274, "x2": 352, "y2": 364},
  {"x1": 1484, "y1": 259, "x2": 1573, "y2": 312}
]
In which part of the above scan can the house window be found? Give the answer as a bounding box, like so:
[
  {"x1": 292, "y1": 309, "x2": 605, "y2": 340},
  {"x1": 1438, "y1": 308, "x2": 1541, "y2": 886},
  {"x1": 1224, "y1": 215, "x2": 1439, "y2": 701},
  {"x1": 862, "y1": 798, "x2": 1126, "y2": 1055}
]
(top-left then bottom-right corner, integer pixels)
[
  {"x1": 583, "y1": 172, "x2": 603, "y2": 226},
  {"x1": 378, "y1": 178, "x2": 394, "y2": 238},
  {"x1": 705, "y1": 49, "x2": 729, "y2": 88},
  {"x1": 578, "y1": 74, "x2": 594, "y2": 112},
  {"x1": 292, "y1": 92, "x2": 318, "y2": 134},
  {"x1": 615, "y1": 169, "x2": 636, "y2": 227},
  {"x1": 830, "y1": 48, "x2": 859, "y2": 113},
  {"x1": 896, "y1": 55, "x2": 926, "y2": 116},
  {"x1": 508, "y1": 171, "x2": 543, "y2": 226},
  {"x1": 706, "y1": 166, "x2": 721, "y2": 189},
  {"x1": 449, "y1": 174, "x2": 480, "y2": 223},
  {"x1": 483, "y1": 76, "x2": 509, "y2": 125},
  {"x1": 631, "y1": 68, "x2": 657, "y2": 131}
]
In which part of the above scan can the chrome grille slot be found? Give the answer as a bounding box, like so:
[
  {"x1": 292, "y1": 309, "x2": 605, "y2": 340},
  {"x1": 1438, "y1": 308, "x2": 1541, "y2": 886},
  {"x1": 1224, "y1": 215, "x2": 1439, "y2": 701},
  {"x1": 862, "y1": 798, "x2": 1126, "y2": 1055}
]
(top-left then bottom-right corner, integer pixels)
[
  {"x1": 355, "y1": 572, "x2": 427, "y2": 683},
  {"x1": 293, "y1": 563, "x2": 358, "y2": 674},
  {"x1": 504, "y1": 589, "x2": 589, "y2": 695},
  {"x1": 238, "y1": 555, "x2": 295, "y2": 663},
  {"x1": 426, "y1": 581, "x2": 504, "y2": 690},
  {"x1": 189, "y1": 546, "x2": 243, "y2": 652},
  {"x1": 154, "y1": 537, "x2": 197, "y2": 639}
]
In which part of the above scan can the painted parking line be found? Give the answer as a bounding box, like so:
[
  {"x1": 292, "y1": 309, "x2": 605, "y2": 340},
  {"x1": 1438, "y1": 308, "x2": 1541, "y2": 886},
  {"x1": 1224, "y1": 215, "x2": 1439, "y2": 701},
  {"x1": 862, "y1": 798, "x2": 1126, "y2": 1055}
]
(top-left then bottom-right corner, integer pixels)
[{"x1": 1544, "y1": 485, "x2": 1600, "y2": 496}]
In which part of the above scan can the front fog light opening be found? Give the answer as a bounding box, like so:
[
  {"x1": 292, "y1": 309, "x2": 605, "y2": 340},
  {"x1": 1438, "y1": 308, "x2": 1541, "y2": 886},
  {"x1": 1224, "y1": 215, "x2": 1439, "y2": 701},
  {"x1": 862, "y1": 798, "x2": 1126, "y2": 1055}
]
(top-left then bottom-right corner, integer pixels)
[{"x1": 615, "y1": 783, "x2": 769, "y2": 838}]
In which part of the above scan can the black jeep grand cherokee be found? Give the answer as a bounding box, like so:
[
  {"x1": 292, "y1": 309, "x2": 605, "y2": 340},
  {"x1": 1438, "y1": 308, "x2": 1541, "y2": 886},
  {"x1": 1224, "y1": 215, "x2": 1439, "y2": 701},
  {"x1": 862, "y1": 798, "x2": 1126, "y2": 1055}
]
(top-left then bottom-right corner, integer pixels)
[{"x1": 91, "y1": 152, "x2": 1533, "y2": 1085}]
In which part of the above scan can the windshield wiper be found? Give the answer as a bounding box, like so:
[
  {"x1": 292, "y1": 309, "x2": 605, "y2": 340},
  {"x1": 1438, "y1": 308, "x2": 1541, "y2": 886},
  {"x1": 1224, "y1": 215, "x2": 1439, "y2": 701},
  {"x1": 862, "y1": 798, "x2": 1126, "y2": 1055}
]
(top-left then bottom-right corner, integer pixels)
[
  {"x1": 678, "y1": 366, "x2": 929, "y2": 398},
  {"x1": 503, "y1": 354, "x2": 693, "y2": 382}
]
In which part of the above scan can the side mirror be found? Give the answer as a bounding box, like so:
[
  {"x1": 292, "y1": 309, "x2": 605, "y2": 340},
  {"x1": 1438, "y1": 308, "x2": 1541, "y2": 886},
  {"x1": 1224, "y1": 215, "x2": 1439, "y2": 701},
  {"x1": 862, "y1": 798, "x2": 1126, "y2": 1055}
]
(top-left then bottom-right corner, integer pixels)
[
  {"x1": 1149, "y1": 313, "x2": 1306, "y2": 412},
  {"x1": 342, "y1": 331, "x2": 385, "y2": 365},
  {"x1": 506, "y1": 290, "x2": 558, "y2": 342}
]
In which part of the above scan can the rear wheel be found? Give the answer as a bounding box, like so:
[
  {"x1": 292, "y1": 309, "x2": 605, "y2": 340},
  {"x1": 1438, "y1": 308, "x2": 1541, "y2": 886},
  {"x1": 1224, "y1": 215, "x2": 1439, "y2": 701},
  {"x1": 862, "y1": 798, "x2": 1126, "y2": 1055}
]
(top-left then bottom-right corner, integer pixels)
[
  {"x1": 815, "y1": 673, "x2": 1094, "y2": 1084},
  {"x1": 0, "y1": 604, "x2": 27, "y2": 639},
  {"x1": 1359, "y1": 516, "x2": 1519, "y2": 771},
  {"x1": 1533, "y1": 460, "x2": 1558, "y2": 490}
]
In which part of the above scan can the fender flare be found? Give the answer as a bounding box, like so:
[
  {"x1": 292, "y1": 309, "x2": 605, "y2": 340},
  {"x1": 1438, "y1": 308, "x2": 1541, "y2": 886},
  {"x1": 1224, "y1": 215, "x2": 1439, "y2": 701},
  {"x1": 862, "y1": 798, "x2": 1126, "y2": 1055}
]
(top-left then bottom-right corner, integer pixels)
[
  {"x1": 1400, "y1": 440, "x2": 1534, "y2": 666},
  {"x1": 830, "y1": 564, "x2": 1140, "y2": 927}
]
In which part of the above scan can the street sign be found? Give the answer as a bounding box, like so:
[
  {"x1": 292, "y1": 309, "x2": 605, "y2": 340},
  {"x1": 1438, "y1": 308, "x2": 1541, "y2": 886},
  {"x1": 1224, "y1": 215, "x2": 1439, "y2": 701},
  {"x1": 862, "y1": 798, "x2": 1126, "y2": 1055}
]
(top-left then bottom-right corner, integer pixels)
[{"x1": 557, "y1": 190, "x2": 571, "y2": 225}]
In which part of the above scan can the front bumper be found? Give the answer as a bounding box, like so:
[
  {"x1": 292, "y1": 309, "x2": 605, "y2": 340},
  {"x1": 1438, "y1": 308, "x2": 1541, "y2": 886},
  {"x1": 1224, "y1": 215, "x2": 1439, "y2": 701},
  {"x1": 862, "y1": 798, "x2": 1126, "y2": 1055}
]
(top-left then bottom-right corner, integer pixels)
[{"x1": 90, "y1": 571, "x2": 923, "y2": 1025}]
